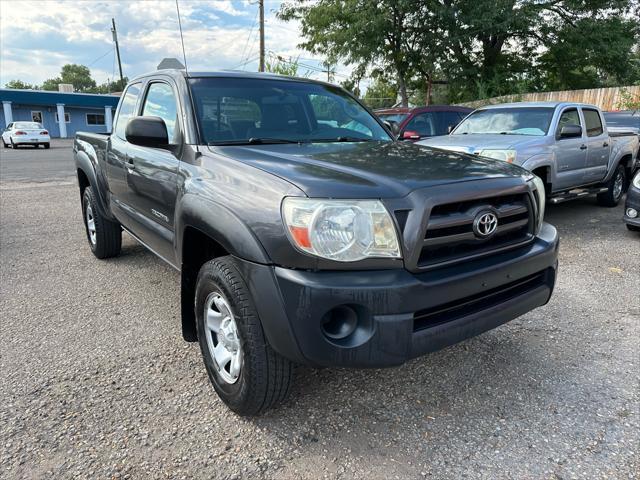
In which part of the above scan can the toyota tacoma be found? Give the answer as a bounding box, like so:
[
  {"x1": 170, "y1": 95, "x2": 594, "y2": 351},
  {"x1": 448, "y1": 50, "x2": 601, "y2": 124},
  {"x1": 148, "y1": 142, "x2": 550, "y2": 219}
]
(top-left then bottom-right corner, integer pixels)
[{"x1": 74, "y1": 70, "x2": 559, "y2": 415}]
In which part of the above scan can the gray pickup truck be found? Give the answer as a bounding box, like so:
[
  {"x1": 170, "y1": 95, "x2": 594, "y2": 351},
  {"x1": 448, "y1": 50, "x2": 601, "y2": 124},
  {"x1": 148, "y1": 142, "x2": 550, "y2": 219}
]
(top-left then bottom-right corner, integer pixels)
[
  {"x1": 74, "y1": 70, "x2": 558, "y2": 415},
  {"x1": 419, "y1": 102, "x2": 639, "y2": 206}
]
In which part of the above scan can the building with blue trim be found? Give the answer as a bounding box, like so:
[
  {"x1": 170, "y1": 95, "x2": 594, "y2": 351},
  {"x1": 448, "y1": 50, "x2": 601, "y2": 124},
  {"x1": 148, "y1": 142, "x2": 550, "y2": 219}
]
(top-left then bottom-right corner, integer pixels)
[{"x1": 1, "y1": 89, "x2": 120, "y2": 138}]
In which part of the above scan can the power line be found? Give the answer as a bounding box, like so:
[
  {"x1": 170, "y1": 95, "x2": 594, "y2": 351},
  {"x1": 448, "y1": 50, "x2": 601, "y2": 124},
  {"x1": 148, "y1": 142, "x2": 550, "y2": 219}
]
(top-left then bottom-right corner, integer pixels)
[{"x1": 86, "y1": 48, "x2": 114, "y2": 68}]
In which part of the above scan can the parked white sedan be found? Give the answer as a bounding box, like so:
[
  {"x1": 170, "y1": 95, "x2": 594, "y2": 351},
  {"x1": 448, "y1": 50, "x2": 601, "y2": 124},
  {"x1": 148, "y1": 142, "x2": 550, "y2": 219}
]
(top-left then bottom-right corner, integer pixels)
[{"x1": 2, "y1": 122, "x2": 50, "y2": 149}]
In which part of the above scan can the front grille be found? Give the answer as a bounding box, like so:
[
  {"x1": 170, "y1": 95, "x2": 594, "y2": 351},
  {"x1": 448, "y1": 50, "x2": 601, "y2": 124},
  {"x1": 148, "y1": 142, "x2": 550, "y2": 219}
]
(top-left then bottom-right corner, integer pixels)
[
  {"x1": 413, "y1": 270, "x2": 548, "y2": 332},
  {"x1": 418, "y1": 193, "x2": 534, "y2": 269}
]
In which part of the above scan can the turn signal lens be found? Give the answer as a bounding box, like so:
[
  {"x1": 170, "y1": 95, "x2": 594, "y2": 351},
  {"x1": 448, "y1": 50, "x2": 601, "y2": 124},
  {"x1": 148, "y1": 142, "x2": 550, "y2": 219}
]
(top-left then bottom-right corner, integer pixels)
[
  {"x1": 40, "y1": 131, "x2": 48, "y2": 135},
  {"x1": 14, "y1": 131, "x2": 27, "y2": 135}
]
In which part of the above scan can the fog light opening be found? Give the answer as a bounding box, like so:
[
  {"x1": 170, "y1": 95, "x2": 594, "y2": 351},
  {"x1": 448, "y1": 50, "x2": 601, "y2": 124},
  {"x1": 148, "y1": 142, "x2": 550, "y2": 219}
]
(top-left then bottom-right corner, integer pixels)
[
  {"x1": 626, "y1": 208, "x2": 638, "y2": 219},
  {"x1": 321, "y1": 306, "x2": 358, "y2": 340}
]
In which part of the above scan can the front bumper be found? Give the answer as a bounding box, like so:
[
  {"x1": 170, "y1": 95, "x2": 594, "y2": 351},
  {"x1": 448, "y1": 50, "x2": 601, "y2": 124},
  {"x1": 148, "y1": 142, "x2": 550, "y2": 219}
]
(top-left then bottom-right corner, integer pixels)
[
  {"x1": 237, "y1": 223, "x2": 559, "y2": 368},
  {"x1": 624, "y1": 186, "x2": 640, "y2": 227}
]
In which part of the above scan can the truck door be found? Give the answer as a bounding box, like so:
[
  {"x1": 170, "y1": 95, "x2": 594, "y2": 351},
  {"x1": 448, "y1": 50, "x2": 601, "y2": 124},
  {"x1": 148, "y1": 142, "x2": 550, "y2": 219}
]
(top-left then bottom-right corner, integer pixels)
[
  {"x1": 554, "y1": 107, "x2": 587, "y2": 191},
  {"x1": 581, "y1": 108, "x2": 609, "y2": 183},
  {"x1": 124, "y1": 80, "x2": 181, "y2": 262},
  {"x1": 106, "y1": 82, "x2": 142, "y2": 230}
]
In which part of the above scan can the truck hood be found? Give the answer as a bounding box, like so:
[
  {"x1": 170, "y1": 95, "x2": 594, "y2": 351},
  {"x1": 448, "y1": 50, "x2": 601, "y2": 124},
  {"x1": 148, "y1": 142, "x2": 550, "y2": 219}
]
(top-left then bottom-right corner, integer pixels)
[
  {"x1": 209, "y1": 141, "x2": 528, "y2": 198},
  {"x1": 418, "y1": 134, "x2": 544, "y2": 154}
]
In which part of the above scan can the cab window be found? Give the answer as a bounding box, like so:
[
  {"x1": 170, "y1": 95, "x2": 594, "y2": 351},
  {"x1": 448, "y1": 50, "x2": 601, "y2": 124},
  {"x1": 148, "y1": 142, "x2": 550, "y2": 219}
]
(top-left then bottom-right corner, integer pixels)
[
  {"x1": 141, "y1": 82, "x2": 179, "y2": 144},
  {"x1": 557, "y1": 108, "x2": 581, "y2": 138},
  {"x1": 583, "y1": 109, "x2": 603, "y2": 137},
  {"x1": 114, "y1": 83, "x2": 141, "y2": 139}
]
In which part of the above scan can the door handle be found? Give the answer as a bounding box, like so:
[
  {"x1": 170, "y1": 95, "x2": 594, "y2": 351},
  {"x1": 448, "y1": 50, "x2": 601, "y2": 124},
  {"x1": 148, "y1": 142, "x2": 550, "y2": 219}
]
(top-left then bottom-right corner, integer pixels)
[
  {"x1": 124, "y1": 155, "x2": 135, "y2": 170},
  {"x1": 579, "y1": 145, "x2": 587, "y2": 150},
  {"x1": 603, "y1": 142, "x2": 609, "y2": 147}
]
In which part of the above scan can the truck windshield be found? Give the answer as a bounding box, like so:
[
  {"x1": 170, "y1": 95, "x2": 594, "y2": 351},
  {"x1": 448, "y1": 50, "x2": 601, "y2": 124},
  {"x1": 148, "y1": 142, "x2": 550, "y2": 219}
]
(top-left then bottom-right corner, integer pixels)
[
  {"x1": 188, "y1": 77, "x2": 392, "y2": 145},
  {"x1": 453, "y1": 107, "x2": 554, "y2": 136}
]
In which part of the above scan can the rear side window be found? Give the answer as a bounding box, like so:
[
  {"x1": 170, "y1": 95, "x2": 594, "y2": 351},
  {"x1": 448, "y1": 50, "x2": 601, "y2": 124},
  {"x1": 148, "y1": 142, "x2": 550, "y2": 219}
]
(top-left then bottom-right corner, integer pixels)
[
  {"x1": 114, "y1": 83, "x2": 141, "y2": 139},
  {"x1": 583, "y1": 109, "x2": 603, "y2": 137},
  {"x1": 141, "y1": 82, "x2": 179, "y2": 143}
]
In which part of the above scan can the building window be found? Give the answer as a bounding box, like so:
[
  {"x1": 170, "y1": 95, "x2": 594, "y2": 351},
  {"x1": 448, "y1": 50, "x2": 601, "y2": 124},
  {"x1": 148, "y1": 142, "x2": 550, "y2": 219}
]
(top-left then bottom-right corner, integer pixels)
[
  {"x1": 55, "y1": 112, "x2": 71, "y2": 123},
  {"x1": 86, "y1": 113, "x2": 106, "y2": 126},
  {"x1": 31, "y1": 111, "x2": 43, "y2": 123}
]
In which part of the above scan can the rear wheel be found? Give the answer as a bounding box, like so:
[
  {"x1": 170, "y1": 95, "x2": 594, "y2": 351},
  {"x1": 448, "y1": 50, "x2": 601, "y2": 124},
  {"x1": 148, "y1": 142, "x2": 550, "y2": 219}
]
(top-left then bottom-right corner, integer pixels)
[
  {"x1": 82, "y1": 187, "x2": 122, "y2": 259},
  {"x1": 597, "y1": 164, "x2": 626, "y2": 207},
  {"x1": 195, "y1": 257, "x2": 293, "y2": 416},
  {"x1": 44, "y1": 143, "x2": 50, "y2": 149},
  {"x1": 10, "y1": 139, "x2": 17, "y2": 149}
]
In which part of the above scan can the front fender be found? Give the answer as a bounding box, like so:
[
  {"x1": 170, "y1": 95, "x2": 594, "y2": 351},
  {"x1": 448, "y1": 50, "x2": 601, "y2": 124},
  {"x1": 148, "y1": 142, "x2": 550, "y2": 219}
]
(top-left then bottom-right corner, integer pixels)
[
  {"x1": 175, "y1": 192, "x2": 270, "y2": 265},
  {"x1": 521, "y1": 154, "x2": 557, "y2": 184}
]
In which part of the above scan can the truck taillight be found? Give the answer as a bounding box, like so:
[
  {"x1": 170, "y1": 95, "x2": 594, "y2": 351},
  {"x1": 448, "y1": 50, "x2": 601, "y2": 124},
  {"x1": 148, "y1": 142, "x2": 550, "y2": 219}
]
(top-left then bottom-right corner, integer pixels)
[
  {"x1": 14, "y1": 131, "x2": 27, "y2": 135},
  {"x1": 40, "y1": 131, "x2": 48, "y2": 135}
]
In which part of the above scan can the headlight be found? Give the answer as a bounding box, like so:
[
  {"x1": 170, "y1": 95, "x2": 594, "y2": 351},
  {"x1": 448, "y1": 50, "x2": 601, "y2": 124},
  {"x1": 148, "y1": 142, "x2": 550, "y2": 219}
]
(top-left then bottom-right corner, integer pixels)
[
  {"x1": 479, "y1": 149, "x2": 517, "y2": 163},
  {"x1": 633, "y1": 171, "x2": 640, "y2": 189},
  {"x1": 282, "y1": 198, "x2": 401, "y2": 261},
  {"x1": 529, "y1": 175, "x2": 546, "y2": 234}
]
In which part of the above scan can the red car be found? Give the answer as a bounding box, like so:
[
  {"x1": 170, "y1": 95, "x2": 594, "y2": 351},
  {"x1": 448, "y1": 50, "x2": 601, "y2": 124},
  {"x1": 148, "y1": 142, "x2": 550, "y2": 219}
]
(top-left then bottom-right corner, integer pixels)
[{"x1": 375, "y1": 105, "x2": 473, "y2": 141}]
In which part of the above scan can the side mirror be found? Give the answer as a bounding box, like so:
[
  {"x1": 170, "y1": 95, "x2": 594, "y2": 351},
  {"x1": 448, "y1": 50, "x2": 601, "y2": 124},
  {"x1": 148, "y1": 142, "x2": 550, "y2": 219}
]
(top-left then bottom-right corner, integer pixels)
[
  {"x1": 383, "y1": 120, "x2": 400, "y2": 136},
  {"x1": 125, "y1": 116, "x2": 169, "y2": 148},
  {"x1": 559, "y1": 124, "x2": 582, "y2": 139},
  {"x1": 401, "y1": 130, "x2": 420, "y2": 140}
]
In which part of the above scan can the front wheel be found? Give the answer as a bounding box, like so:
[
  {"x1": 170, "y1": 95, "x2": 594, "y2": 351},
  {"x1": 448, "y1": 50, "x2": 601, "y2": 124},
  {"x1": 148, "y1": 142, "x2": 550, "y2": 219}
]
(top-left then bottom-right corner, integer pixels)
[
  {"x1": 627, "y1": 224, "x2": 640, "y2": 232},
  {"x1": 82, "y1": 187, "x2": 122, "y2": 259},
  {"x1": 195, "y1": 257, "x2": 293, "y2": 416},
  {"x1": 597, "y1": 164, "x2": 626, "y2": 207}
]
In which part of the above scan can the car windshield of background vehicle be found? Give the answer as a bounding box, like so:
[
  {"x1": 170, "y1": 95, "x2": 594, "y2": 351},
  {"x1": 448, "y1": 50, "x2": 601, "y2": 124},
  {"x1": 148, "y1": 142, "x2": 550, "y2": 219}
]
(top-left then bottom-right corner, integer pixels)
[
  {"x1": 453, "y1": 107, "x2": 555, "y2": 136},
  {"x1": 377, "y1": 113, "x2": 409, "y2": 124},
  {"x1": 603, "y1": 112, "x2": 640, "y2": 129},
  {"x1": 14, "y1": 122, "x2": 43, "y2": 130},
  {"x1": 189, "y1": 77, "x2": 393, "y2": 145}
]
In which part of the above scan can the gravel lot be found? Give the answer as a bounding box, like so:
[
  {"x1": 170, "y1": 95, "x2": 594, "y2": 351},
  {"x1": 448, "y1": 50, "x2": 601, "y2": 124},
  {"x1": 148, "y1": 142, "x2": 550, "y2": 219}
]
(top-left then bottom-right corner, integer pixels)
[{"x1": 1, "y1": 140, "x2": 638, "y2": 479}]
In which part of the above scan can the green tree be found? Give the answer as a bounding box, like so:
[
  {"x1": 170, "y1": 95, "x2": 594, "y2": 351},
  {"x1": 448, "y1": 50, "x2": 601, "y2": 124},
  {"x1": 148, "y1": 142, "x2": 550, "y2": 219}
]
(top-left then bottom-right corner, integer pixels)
[
  {"x1": 42, "y1": 64, "x2": 97, "y2": 92},
  {"x1": 4, "y1": 79, "x2": 38, "y2": 89},
  {"x1": 95, "y1": 77, "x2": 129, "y2": 94},
  {"x1": 265, "y1": 55, "x2": 310, "y2": 77},
  {"x1": 280, "y1": 0, "x2": 640, "y2": 103},
  {"x1": 362, "y1": 76, "x2": 397, "y2": 109}
]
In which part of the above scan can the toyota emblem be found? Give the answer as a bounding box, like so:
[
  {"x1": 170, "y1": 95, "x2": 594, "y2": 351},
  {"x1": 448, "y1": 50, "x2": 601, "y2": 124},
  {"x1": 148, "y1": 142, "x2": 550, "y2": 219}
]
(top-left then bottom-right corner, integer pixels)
[{"x1": 473, "y1": 211, "x2": 498, "y2": 238}]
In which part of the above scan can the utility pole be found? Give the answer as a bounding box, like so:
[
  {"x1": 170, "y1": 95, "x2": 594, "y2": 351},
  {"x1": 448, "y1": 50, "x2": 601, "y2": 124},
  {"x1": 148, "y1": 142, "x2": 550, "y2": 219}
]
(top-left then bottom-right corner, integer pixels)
[
  {"x1": 258, "y1": 0, "x2": 265, "y2": 72},
  {"x1": 111, "y1": 18, "x2": 124, "y2": 87}
]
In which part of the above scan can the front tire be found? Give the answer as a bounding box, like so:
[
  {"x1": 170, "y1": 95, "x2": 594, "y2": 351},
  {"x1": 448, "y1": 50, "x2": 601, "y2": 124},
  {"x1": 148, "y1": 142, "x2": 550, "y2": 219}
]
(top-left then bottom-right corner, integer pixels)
[
  {"x1": 195, "y1": 257, "x2": 293, "y2": 416},
  {"x1": 597, "y1": 164, "x2": 626, "y2": 207},
  {"x1": 627, "y1": 224, "x2": 640, "y2": 232},
  {"x1": 82, "y1": 187, "x2": 122, "y2": 259}
]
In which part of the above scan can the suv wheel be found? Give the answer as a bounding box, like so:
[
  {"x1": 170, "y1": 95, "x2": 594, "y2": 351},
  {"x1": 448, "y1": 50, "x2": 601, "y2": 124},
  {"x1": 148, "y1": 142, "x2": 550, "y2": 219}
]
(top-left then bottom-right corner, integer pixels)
[
  {"x1": 82, "y1": 187, "x2": 122, "y2": 258},
  {"x1": 597, "y1": 164, "x2": 626, "y2": 207},
  {"x1": 195, "y1": 257, "x2": 293, "y2": 416}
]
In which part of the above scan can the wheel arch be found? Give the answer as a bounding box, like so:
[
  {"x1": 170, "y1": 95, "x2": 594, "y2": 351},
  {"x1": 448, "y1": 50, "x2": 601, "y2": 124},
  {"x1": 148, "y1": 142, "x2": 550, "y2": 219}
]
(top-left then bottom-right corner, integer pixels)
[{"x1": 176, "y1": 194, "x2": 271, "y2": 342}]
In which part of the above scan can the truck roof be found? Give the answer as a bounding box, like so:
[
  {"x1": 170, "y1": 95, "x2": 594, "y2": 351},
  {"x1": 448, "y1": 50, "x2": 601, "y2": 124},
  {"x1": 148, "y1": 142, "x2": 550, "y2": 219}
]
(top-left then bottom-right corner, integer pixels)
[
  {"x1": 130, "y1": 68, "x2": 336, "y2": 87},
  {"x1": 479, "y1": 101, "x2": 599, "y2": 110}
]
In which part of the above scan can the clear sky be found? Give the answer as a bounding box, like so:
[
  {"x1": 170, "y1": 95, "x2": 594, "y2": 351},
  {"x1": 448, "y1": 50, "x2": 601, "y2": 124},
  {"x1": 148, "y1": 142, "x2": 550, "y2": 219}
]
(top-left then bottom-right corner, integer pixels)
[{"x1": 0, "y1": 0, "x2": 348, "y2": 88}]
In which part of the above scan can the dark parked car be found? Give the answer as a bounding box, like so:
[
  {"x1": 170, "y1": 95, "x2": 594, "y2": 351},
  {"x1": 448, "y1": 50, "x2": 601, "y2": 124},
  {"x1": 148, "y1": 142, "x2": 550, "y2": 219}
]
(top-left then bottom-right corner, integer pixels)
[
  {"x1": 74, "y1": 70, "x2": 558, "y2": 415},
  {"x1": 375, "y1": 105, "x2": 473, "y2": 141},
  {"x1": 624, "y1": 170, "x2": 640, "y2": 232}
]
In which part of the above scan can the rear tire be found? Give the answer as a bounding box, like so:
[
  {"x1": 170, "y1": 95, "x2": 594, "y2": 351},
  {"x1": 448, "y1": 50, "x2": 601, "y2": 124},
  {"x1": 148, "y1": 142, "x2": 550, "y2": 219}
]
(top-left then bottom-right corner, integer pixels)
[
  {"x1": 597, "y1": 164, "x2": 626, "y2": 207},
  {"x1": 82, "y1": 187, "x2": 122, "y2": 259},
  {"x1": 44, "y1": 143, "x2": 50, "y2": 149},
  {"x1": 195, "y1": 257, "x2": 293, "y2": 416},
  {"x1": 10, "y1": 139, "x2": 16, "y2": 149}
]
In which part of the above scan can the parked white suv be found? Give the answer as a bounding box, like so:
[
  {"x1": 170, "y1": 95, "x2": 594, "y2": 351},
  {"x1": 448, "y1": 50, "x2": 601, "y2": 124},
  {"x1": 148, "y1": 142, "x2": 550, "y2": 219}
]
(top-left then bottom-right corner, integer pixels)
[{"x1": 2, "y1": 122, "x2": 50, "y2": 149}]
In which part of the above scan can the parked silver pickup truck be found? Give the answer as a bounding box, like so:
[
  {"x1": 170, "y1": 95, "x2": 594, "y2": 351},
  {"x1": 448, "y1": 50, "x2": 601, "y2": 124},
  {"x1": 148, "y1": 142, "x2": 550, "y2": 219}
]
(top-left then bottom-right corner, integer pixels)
[{"x1": 419, "y1": 102, "x2": 639, "y2": 206}]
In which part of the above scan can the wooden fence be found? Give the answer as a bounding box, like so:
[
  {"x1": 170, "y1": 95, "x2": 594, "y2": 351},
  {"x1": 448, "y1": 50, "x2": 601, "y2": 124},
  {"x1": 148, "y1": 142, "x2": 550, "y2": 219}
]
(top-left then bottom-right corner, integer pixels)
[{"x1": 459, "y1": 86, "x2": 640, "y2": 110}]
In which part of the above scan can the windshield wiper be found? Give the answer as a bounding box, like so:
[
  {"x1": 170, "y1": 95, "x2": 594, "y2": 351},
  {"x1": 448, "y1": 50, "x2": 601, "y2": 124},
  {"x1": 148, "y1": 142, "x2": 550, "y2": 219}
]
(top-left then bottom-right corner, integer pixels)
[
  {"x1": 208, "y1": 138, "x2": 303, "y2": 146},
  {"x1": 314, "y1": 136, "x2": 375, "y2": 143}
]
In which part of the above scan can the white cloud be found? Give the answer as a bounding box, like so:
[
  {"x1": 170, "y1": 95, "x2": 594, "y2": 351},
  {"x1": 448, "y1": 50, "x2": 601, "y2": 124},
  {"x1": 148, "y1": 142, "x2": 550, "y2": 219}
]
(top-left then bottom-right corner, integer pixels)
[{"x1": 0, "y1": 0, "x2": 351, "y2": 87}]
